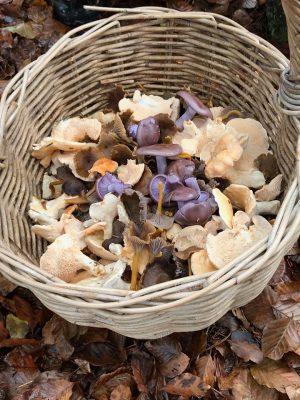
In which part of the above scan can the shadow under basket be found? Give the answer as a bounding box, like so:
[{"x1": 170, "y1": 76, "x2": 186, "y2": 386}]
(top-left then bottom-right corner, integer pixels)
[{"x1": 0, "y1": 4, "x2": 299, "y2": 339}]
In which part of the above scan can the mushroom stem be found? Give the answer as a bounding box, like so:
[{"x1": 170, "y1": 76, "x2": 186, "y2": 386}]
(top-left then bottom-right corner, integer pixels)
[
  {"x1": 156, "y1": 181, "x2": 164, "y2": 216},
  {"x1": 175, "y1": 107, "x2": 196, "y2": 131},
  {"x1": 156, "y1": 156, "x2": 167, "y2": 174},
  {"x1": 130, "y1": 250, "x2": 142, "y2": 291}
]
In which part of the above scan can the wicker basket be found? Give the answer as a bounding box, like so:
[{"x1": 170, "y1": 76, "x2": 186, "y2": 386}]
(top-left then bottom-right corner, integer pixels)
[{"x1": 0, "y1": 3, "x2": 299, "y2": 339}]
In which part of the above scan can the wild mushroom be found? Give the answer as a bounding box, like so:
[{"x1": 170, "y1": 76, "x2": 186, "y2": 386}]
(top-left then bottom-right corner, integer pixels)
[
  {"x1": 256, "y1": 200, "x2": 281, "y2": 216},
  {"x1": 28, "y1": 194, "x2": 70, "y2": 225},
  {"x1": 223, "y1": 184, "x2": 256, "y2": 216},
  {"x1": 76, "y1": 260, "x2": 130, "y2": 290},
  {"x1": 40, "y1": 233, "x2": 101, "y2": 282},
  {"x1": 136, "y1": 143, "x2": 182, "y2": 174},
  {"x1": 212, "y1": 188, "x2": 233, "y2": 229},
  {"x1": 133, "y1": 165, "x2": 153, "y2": 195},
  {"x1": 118, "y1": 89, "x2": 177, "y2": 122},
  {"x1": 42, "y1": 174, "x2": 62, "y2": 200},
  {"x1": 206, "y1": 214, "x2": 272, "y2": 268},
  {"x1": 255, "y1": 174, "x2": 283, "y2": 201},
  {"x1": 84, "y1": 231, "x2": 119, "y2": 261},
  {"x1": 149, "y1": 174, "x2": 197, "y2": 204},
  {"x1": 89, "y1": 193, "x2": 120, "y2": 239},
  {"x1": 166, "y1": 223, "x2": 182, "y2": 241},
  {"x1": 166, "y1": 159, "x2": 195, "y2": 181},
  {"x1": 95, "y1": 173, "x2": 131, "y2": 200},
  {"x1": 136, "y1": 116, "x2": 160, "y2": 147},
  {"x1": 52, "y1": 117, "x2": 102, "y2": 142},
  {"x1": 56, "y1": 166, "x2": 86, "y2": 196},
  {"x1": 111, "y1": 144, "x2": 135, "y2": 165},
  {"x1": 147, "y1": 180, "x2": 175, "y2": 230},
  {"x1": 117, "y1": 159, "x2": 145, "y2": 186},
  {"x1": 88, "y1": 157, "x2": 118, "y2": 176},
  {"x1": 176, "y1": 91, "x2": 213, "y2": 130},
  {"x1": 191, "y1": 250, "x2": 217, "y2": 275},
  {"x1": 173, "y1": 225, "x2": 210, "y2": 260}
]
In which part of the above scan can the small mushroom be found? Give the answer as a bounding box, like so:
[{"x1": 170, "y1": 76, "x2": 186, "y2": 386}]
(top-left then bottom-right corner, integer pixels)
[
  {"x1": 166, "y1": 159, "x2": 195, "y2": 181},
  {"x1": 88, "y1": 158, "x2": 118, "y2": 176},
  {"x1": 137, "y1": 143, "x2": 182, "y2": 174},
  {"x1": 136, "y1": 116, "x2": 160, "y2": 147},
  {"x1": 191, "y1": 249, "x2": 217, "y2": 275},
  {"x1": 28, "y1": 194, "x2": 70, "y2": 225},
  {"x1": 96, "y1": 173, "x2": 131, "y2": 200},
  {"x1": 56, "y1": 166, "x2": 86, "y2": 196},
  {"x1": 176, "y1": 91, "x2": 213, "y2": 130},
  {"x1": 117, "y1": 159, "x2": 145, "y2": 186},
  {"x1": 255, "y1": 174, "x2": 283, "y2": 201},
  {"x1": 173, "y1": 225, "x2": 209, "y2": 260},
  {"x1": 89, "y1": 193, "x2": 120, "y2": 239},
  {"x1": 111, "y1": 144, "x2": 135, "y2": 165},
  {"x1": 141, "y1": 259, "x2": 175, "y2": 288},
  {"x1": 223, "y1": 184, "x2": 256, "y2": 216},
  {"x1": 206, "y1": 214, "x2": 272, "y2": 268},
  {"x1": 76, "y1": 260, "x2": 130, "y2": 290},
  {"x1": 118, "y1": 89, "x2": 177, "y2": 122},
  {"x1": 52, "y1": 117, "x2": 102, "y2": 142},
  {"x1": 42, "y1": 174, "x2": 62, "y2": 199},
  {"x1": 84, "y1": 231, "x2": 119, "y2": 261},
  {"x1": 73, "y1": 146, "x2": 105, "y2": 181},
  {"x1": 40, "y1": 233, "x2": 101, "y2": 282},
  {"x1": 174, "y1": 197, "x2": 216, "y2": 227},
  {"x1": 212, "y1": 188, "x2": 234, "y2": 229},
  {"x1": 147, "y1": 180, "x2": 174, "y2": 230},
  {"x1": 166, "y1": 223, "x2": 182, "y2": 240},
  {"x1": 256, "y1": 200, "x2": 281, "y2": 216},
  {"x1": 133, "y1": 165, "x2": 153, "y2": 195}
]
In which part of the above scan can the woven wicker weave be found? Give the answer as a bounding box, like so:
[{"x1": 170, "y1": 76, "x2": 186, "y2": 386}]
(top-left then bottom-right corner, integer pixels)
[{"x1": 0, "y1": 4, "x2": 299, "y2": 339}]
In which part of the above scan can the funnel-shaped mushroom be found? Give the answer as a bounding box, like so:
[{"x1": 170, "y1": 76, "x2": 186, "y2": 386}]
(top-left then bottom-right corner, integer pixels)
[
  {"x1": 137, "y1": 143, "x2": 182, "y2": 174},
  {"x1": 166, "y1": 159, "x2": 195, "y2": 181},
  {"x1": 150, "y1": 174, "x2": 197, "y2": 203},
  {"x1": 136, "y1": 116, "x2": 160, "y2": 147},
  {"x1": 176, "y1": 91, "x2": 213, "y2": 130}
]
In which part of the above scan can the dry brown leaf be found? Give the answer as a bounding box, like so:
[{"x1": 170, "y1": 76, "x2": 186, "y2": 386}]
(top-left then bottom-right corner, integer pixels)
[
  {"x1": 286, "y1": 386, "x2": 300, "y2": 400},
  {"x1": 276, "y1": 282, "x2": 300, "y2": 302},
  {"x1": 230, "y1": 340, "x2": 263, "y2": 363},
  {"x1": 251, "y1": 359, "x2": 300, "y2": 393},
  {"x1": 163, "y1": 373, "x2": 209, "y2": 397},
  {"x1": 15, "y1": 379, "x2": 74, "y2": 400},
  {"x1": 194, "y1": 355, "x2": 216, "y2": 386},
  {"x1": 130, "y1": 350, "x2": 155, "y2": 393},
  {"x1": 243, "y1": 286, "x2": 278, "y2": 329},
  {"x1": 262, "y1": 318, "x2": 300, "y2": 360},
  {"x1": 110, "y1": 384, "x2": 132, "y2": 400},
  {"x1": 159, "y1": 352, "x2": 190, "y2": 379},
  {"x1": 232, "y1": 369, "x2": 278, "y2": 400}
]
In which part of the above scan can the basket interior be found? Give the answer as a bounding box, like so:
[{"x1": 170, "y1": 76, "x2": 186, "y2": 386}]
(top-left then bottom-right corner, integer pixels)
[{"x1": 0, "y1": 15, "x2": 288, "y2": 263}]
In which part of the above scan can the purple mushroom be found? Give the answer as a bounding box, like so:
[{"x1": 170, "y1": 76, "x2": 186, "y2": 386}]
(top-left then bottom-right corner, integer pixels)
[
  {"x1": 96, "y1": 173, "x2": 131, "y2": 199},
  {"x1": 176, "y1": 91, "x2": 213, "y2": 130},
  {"x1": 136, "y1": 116, "x2": 160, "y2": 147},
  {"x1": 136, "y1": 143, "x2": 182, "y2": 174},
  {"x1": 149, "y1": 174, "x2": 197, "y2": 204},
  {"x1": 167, "y1": 159, "x2": 195, "y2": 181}
]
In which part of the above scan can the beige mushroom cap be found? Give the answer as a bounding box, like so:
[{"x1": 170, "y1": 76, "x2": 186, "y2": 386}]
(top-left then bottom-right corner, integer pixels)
[
  {"x1": 224, "y1": 168, "x2": 266, "y2": 189},
  {"x1": 85, "y1": 231, "x2": 119, "y2": 261},
  {"x1": 173, "y1": 225, "x2": 211, "y2": 259},
  {"x1": 52, "y1": 117, "x2": 102, "y2": 142},
  {"x1": 42, "y1": 174, "x2": 62, "y2": 200},
  {"x1": 223, "y1": 184, "x2": 256, "y2": 216},
  {"x1": 40, "y1": 234, "x2": 100, "y2": 282},
  {"x1": 191, "y1": 250, "x2": 217, "y2": 275},
  {"x1": 166, "y1": 223, "x2": 182, "y2": 241},
  {"x1": 117, "y1": 160, "x2": 145, "y2": 186},
  {"x1": 118, "y1": 90, "x2": 176, "y2": 122},
  {"x1": 28, "y1": 194, "x2": 69, "y2": 225},
  {"x1": 212, "y1": 188, "x2": 234, "y2": 229},
  {"x1": 206, "y1": 215, "x2": 272, "y2": 268},
  {"x1": 255, "y1": 174, "x2": 283, "y2": 201},
  {"x1": 89, "y1": 193, "x2": 120, "y2": 239}
]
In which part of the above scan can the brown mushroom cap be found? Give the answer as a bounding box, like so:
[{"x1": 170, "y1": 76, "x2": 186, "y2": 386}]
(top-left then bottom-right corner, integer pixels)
[
  {"x1": 136, "y1": 143, "x2": 182, "y2": 157},
  {"x1": 178, "y1": 91, "x2": 213, "y2": 119}
]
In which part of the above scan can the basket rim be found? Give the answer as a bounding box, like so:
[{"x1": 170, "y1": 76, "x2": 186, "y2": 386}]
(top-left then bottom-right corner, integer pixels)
[{"x1": 0, "y1": 8, "x2": 299, "y2": 311}]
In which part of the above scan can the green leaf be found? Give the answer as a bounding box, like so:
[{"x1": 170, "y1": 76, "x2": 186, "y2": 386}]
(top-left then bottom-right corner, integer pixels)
[
  {"x1": 6, "y1": 314, "x2": 29, "y2": 339},
  {"x1": 3, "y1": 22, "x2": 36, "y2": 39}
]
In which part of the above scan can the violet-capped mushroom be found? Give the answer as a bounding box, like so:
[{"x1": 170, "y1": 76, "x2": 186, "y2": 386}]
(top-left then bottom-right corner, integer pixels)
[
  {"x1": 176, "y1": 91, "x2": 213, "y2": 130},
  {"x1": 136, "y1": 116, "x2": 160, "y2": 147},
  {"x1": 96, "y1": 173, "x2": 131, "y2": 199},
  {"x1": 174, "y1": 200, "x2": 216, "y2": 227},
  {"x1": 136, "y1": 143, "x2": 182, "y2": 174},
  {"x1": 166, "y1": 159, "x2": 195, "y2": 181}
]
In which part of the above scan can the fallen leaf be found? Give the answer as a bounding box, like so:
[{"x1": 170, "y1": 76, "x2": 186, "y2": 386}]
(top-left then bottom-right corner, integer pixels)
[
  {"x1": 230, "y1": 340, "x2": 263, "y2": 363},
  {"x1": 251, "y1": 359, "x2": 300, "y2": 393},
  {"x1": 78, "y1": 327, "x2": 108, "y2": 344},
  {"x1": 4, "y1": 347, "x2": 36, "y2": 370},
  {"x1": 173, "y1": 331, "x2": 207, "y2": 360},
  {"x1": 243, "y1": 286, "x2": 278, "y2": 329},
  {"x1": 0, "y1": 366, "x2": 40, "y2": 398},
  {"x1": 284, "y1": 352, "x2": 300, "y2": 369},
  {"x1": 286, "y1": 386, "x2": 300, "y2": 400},
  {"x1": 110, "y1": 384, "x2": 132, "y2": 400},
  {"x1": 232, "y1": 308, "x2": 251, "y2": 330},
  {"x1": 232, "y1": 368, "x2": 279, "y2": 400},
  {"x1": 0, "y1": 338, "x2": 39, "y2": 348},
  {"x1": 163, "y1": 372, "x2": 209, "y2": 397},
  {"x1": 194, "y1": 355, "x2": 216, "y2": 386},
  {"x1": 216, "y1": 312, "x2": 240, "y2": 331},
  {"x1": 13, "y1": 294, "x2": 44, "y2": 330},
  {"x1": 6, "y1": 314, "x2": 29, "y2": 338},
  {"x1": 0, "y1": 318, "x2": 9, "y2": 340},
  {"x1": 131, "y1": 349, "x2": 156, "y2": 393},
  {"x1": 43, "y1": 315, "x2": 86, "y2": 360},
  {"x1": 15, "y1": 378, "x2": 74, "y2": 400},
  {"x1": 75, "y1": 341, "x2": 126, "y2": 366},
  {"x1": 4, "y1": 22, "x2": 36, "y2": 39},
  {"x1": 0, "y1": 274, "x2": 16, "y2": 294},
  {"x1": 262, "y1": 318, "x2": 300, "y2": 360},
  {"x1": 73, "y1": 359, "x2": 91, "y2": 374},
  {"x1": 276, "y1": 282, "x2": 300, "y2": 302}
]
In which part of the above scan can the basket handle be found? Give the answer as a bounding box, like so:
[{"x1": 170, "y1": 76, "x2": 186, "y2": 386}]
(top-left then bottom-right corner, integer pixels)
[{"x1": 281, "y1": 0, "x2": 300, "y2": 80}]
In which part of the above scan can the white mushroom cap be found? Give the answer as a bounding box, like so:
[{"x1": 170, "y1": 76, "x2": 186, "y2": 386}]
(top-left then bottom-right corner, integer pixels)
[
  {"x1": 117, "y1": 160, "x2": 145, "y2": 186},
  {"x1": 40, "y1": 234, "x2": 100, "y2": 282},
  {"x1": 77, "y1": 260, "x2": 129, "y2": 290},
  {"x1": 224, "y1": 168, "x2": 266, "y2": 189},
  {"x1": 223, "y1": 184, "x2": 256, "y2": 216},
  {"x1": 166, "y1": 223, "x2": 182, "y2": 241},
  {"x1": 28, "y1": 194, "x2": 70, "y2": 225},
  {"x1": 52, "y1": 117, "x2": 102, "y2": 142},
  {"x1": 256, "y1": 200, "x2": 281, "y2": 216},
  {"x1": 255, "y1": 174, "x2": 283, "y2": 201},
  {"x1": 118, "y1": 90, "x2": 176, "y2": 122},
  {"x1": 85, "y1": 231, "x2": 118, "y2": 261},
  {"x1": 212, "y1": 188, "x2": 234, "y2": 229},
  {"x1": 89, "y1": 193, "x2": 120, "y2": 239},
  {"x1": 191, "y1": 250, "x2": 217, "y2": 275},
  {"x1": 206, "y1": 215, "x2": 272, "y2": 268}
]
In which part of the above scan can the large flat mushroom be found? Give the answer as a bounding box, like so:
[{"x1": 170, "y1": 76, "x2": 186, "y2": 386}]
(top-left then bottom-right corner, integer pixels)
[{"x1": 137, "y1": 143, "x2": 182, "y2": 174}]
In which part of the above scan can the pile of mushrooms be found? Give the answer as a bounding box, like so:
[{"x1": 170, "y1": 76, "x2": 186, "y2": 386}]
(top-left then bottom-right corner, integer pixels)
[{"x1": 29, "y1": 88, "x2": 283, "y2": 290}]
